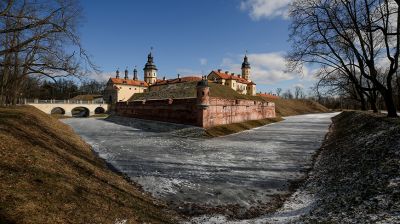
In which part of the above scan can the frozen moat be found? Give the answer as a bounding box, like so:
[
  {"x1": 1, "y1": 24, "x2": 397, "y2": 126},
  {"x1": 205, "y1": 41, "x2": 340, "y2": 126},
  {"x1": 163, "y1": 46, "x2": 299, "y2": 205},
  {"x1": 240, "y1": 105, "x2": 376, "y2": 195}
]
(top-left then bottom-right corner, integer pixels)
[{"x1": 63, "y1": 113, "x2": 338, "y2": 218}]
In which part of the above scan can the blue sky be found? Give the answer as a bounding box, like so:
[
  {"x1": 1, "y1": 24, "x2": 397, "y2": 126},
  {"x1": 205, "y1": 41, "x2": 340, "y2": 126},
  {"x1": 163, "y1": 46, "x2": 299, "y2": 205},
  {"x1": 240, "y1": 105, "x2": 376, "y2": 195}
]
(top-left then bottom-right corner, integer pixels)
[{"x1": 80, "y1": 0, "x2": 315, "y2": 94}]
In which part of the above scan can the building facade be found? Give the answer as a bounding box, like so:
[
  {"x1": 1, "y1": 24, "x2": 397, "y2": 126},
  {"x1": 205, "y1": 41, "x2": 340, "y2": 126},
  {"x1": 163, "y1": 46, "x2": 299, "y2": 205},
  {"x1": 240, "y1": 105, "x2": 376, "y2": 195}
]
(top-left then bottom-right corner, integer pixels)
[
  {"x1": 207, "y1": 55, "x2": 256, "y2": 96},
  {"x1": 105, "y1": 52, "x2": 258, "y2": 104},
  {"x1": 115, "y1": 79, "x2": 275, "y2": 128},
  {"x1": 103, "y1": 68, "x2": 148, "y2": 103}
]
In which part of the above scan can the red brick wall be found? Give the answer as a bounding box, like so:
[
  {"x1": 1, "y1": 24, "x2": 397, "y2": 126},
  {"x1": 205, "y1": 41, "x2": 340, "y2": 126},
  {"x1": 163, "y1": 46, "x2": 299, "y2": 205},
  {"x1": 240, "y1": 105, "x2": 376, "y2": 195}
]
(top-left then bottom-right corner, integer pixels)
[
  {"x1": 201, "y1": 97, "x2": 276, "y2": 128},
  {"x1": 115, "y1": 97, "x2": 275, "y2": 128},
  {"x1": 115, "y1": 98, "x2": 200, "y2": 126}
]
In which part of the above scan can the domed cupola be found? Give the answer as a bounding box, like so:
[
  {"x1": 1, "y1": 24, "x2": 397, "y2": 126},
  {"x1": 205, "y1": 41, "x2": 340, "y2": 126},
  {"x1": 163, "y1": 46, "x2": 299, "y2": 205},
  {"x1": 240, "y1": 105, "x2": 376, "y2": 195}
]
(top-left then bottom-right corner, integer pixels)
[
  {"x1": 241, "y1": 55, "x2": 251, "y2": 69},
  {"x1": 241, "y1": 54, "x2": 251, "y2": 80},
  {"x1": 143, "y1": 51, "x2": 158, "y2": 85}
]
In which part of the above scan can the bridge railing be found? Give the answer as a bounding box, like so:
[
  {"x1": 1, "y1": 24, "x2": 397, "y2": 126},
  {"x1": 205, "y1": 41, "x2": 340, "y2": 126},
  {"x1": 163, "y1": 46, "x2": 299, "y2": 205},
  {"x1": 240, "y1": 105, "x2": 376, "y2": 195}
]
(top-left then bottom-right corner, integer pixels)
[{"x1": 24, "y1": 99, "x2": 106, "y2": 105}]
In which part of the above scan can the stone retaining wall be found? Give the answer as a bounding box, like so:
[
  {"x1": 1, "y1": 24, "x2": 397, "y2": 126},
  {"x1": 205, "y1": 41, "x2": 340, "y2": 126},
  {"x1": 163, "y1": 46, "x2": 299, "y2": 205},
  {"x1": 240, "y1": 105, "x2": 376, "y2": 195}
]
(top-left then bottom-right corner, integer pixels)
[{"x1": 115, "y1": 83, "x2": 275, "y2": 128}]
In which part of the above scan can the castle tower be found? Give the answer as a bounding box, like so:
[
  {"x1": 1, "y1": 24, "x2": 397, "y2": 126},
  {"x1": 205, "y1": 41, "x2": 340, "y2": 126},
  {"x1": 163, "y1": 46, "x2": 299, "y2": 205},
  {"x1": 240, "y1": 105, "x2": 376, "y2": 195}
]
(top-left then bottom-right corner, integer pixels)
[
  {"x1": 196, "y1": 76, "x2": 209, "y2": 108},
  {"x1": 116, "y1": 68, "x2": 120, "y2": 79},
  {"x1": 143, "y1": 52, "x2": 158, "y2": 85},
  {"x1": 241, "y1": 54, "x2": 251, "y2": 80},
  {"x1": 124, "y1": 67, "x2": 129, "y2": 79},
  {"x1": 133, "y1": 67, "x2": 138, "y2": 80},
  {"x1": 196, "y1": 76, "x2": 210, "y2": 127}
]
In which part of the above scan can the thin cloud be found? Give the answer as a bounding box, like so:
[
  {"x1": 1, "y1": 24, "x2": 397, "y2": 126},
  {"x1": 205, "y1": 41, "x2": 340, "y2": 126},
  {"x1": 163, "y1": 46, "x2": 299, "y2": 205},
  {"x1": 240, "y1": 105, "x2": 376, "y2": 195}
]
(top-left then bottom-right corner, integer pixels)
[
  {"x1": 240, "y1": 0, "x2": 292, "y2": 20},
  {"x1": 199, "y1": 58, "x2": 208, "y2": 66},
  {"x1": 219, "y1": 52, "x2": 317, "y2": 85}
]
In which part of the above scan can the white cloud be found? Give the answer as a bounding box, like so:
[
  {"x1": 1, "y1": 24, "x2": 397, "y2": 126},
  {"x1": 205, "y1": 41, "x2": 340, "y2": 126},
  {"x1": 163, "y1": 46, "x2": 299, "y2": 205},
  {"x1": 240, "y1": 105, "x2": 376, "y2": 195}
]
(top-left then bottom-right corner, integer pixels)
[
  {"x1": 176, "y1": 68, "x2": 201, "y2": 75},
  {"x1": 240, "y1": 0, "x2": 292, "y2": 20},
  {"x1": 199, "y1": 58, "x2": 208, "y2": 66},
  {"x1": 85, "y1": 72, "x2": 112, "y2": 82},
  {"x1": 293, "y1": 83, "x2": 304, "y2": 88},
  {"x1": 220, "y1": 52, "x2": 314, "y2": 84}
]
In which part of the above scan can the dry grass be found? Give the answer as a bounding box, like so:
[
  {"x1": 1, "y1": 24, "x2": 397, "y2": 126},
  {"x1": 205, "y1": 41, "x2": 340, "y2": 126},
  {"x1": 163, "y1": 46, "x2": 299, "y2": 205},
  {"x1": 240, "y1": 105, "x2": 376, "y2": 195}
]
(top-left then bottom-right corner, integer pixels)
[
  {"x1": 269, "y1": 98, "x2": 329, "y2": 117},
  {"x1": 298, "y1": 111, "x2": 400, "y2": 222},
  {"x1": 0, "y1": 106, "x2": 178, "y2": 224},
  {"x1": 205, "y1": 98, "x2": 327, "y2": 137},
  {"x1": 130, "y1": 81, "x2": 266, "y2": 102},
  {"x1": 205, "y1": 117, "x2": 284, "y2": 137}
]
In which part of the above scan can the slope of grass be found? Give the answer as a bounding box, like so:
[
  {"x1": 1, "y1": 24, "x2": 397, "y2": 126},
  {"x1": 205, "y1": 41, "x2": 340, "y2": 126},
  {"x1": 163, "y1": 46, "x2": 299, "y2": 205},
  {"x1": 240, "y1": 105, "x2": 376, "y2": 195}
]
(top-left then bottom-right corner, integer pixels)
[
  {"x1": 299, "y1": 111, "x2": 400, "y2": 223},
  {"x1": 269, "y1": 98, "x2": 329, "y2": 117},
  {"x1": 0, "y1": 106, "x2": 178, "y2": 224},
  {"x1": 130, "y1": 81, "x2": 265, "y2": 101},
  {"x1": 205, "y1": 117, "x2": 284, "y2": 137}
]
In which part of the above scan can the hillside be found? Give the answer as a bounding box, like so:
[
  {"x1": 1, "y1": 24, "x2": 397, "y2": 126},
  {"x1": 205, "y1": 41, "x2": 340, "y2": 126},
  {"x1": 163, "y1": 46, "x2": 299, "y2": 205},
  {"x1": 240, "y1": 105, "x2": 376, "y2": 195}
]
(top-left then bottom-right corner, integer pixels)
[
  {"x1": 268, "y1": 98, "x2": 329, "y2": 117},
  {"x1": 297, "y1": 112, "x2": 400, "y2": 223},
  {"x1": 130, "y1": 81, "x2": 265, "y2": 101},
  {"x1": 0, "y1": 106, "x2": 178, "y2": 224},
  {"x1": 130, "y1": 82, "x2": 328, "y2": 117}
]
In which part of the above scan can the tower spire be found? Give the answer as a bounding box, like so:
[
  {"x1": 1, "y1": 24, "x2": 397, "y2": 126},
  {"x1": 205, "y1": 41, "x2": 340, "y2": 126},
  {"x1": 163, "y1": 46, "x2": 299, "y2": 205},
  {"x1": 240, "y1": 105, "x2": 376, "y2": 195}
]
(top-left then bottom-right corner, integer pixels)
[
  {"x1": 143, "y1": 49, "x2": 158, "y2": 85},
  {"x1": 133, "y1": 66, "x2": 138, "y2": 80},
  {"x1": 124, "y1": 67, "x2": 129, "y2": 79},
  {"x1": 116, "y1": 68, "x2": 120, "y2": 79},
  {"x1": 241, "y1": 52, "x2": 251, "y2": 80}
]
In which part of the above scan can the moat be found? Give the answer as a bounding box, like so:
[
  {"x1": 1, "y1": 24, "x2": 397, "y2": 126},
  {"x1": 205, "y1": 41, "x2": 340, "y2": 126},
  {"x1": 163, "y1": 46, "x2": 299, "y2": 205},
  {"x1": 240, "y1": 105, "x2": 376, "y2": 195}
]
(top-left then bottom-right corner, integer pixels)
[{"x1": 63, "y1": 113, "x2": 338, "y2": 219}]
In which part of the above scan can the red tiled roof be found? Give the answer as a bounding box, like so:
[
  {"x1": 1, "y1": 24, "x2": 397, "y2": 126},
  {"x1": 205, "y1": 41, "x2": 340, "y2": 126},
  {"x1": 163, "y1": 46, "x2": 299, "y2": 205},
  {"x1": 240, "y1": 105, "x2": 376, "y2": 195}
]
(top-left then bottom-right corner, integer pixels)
[
  {"x1": 257, "y1": 93, "x2": 279, "y2": 99},
  {"x1": 109, "y1": 78, "x2": 148, "y2": 87},
  {"x1": 153, "y1": 76, "x2": 202, "y2": 86},
  {"x1": 210, "y1": 70, "x2": 251, "y2": 84}
]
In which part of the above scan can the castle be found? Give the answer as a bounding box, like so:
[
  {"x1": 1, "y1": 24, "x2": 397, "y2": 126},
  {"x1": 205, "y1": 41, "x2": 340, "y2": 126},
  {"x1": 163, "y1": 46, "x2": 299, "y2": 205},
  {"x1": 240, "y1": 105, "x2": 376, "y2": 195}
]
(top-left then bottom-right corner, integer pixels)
[{"x1": 104, "y1": 52, "x2": 257, "y2": 104}]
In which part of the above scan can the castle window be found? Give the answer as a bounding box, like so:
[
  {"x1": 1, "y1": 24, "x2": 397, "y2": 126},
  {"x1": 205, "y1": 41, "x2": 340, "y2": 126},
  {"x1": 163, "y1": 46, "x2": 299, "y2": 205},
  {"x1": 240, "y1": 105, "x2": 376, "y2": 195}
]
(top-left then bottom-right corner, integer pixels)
[
  {"x1": 202, "y1": 91, "x2": 205, "y2": 96},
  {"x1": 129, "y1": 88, "x2": 131, "y2": 90}
]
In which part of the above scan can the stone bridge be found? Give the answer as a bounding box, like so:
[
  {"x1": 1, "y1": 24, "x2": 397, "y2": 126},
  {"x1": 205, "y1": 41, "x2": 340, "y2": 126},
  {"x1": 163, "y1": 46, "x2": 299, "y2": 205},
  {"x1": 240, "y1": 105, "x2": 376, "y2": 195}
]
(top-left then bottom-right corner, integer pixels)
[{"x1": 26, "y1": 99, "x2": 109, "y2": 117}]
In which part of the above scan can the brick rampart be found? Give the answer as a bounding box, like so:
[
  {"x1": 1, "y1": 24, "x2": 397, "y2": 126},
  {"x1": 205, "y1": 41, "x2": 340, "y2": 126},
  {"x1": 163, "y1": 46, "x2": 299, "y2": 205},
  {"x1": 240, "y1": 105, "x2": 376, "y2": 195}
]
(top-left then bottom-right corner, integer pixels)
[{"x1": 115, "y1": 83, "x2": 276, "y2": 128}]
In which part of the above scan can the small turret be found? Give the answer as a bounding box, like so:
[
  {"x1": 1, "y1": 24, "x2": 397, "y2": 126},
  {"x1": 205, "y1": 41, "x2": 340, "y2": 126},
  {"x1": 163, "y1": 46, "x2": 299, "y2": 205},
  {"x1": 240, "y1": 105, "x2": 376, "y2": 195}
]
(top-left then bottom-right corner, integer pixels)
[
  {"x1": 116, "y1": 68, "x2": 120, "y2": 79},
  {"x1": 196, "y1": 76, "x2": 209, "y2": 109},
  {"x1": 133, "y1": 67, "x2": 138, "y2": 80},
  {"x1": 124, "y1": 67, "x2": 129, "y2": 79}
]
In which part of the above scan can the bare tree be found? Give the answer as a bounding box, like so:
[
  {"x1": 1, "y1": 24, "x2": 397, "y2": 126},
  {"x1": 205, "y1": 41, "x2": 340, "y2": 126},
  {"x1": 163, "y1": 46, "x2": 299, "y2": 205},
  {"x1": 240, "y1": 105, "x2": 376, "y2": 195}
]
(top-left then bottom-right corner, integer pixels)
[
  {"x1": 282, "y1": 89, "x2": 294, "y2": 99},
  {"x1": 294, "y1": 86, "x2": 305, "y2": 99},
  {"x1": 288, "y1": 0, "x2": 400, "y2": 117},
  {"x1": 276, "y1": 87, "x2": 282, "y2": 96},
  {"x1": 0, "y1": 0, "x2": 97, "y2": 105}
]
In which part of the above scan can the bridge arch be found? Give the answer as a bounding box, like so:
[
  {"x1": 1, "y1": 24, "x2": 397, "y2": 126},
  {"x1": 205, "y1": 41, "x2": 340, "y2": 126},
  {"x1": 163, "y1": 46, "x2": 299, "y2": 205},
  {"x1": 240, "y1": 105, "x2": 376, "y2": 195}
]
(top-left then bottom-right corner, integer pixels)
[
  {"x1": 51, "y1": 107, "x2": 65, "y2": 115},
  {"x1": 94, "y1": 107, "x2": 106, "y2": 114},
  {"x1": 71, "y1": 107, "x2": 90, "y2": 117}
]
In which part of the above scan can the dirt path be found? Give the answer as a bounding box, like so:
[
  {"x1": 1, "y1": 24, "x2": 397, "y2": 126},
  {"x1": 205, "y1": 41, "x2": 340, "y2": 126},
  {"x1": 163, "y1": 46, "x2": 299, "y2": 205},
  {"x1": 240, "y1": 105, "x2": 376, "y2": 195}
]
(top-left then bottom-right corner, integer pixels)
[{"x1": 63, "y1": 113, "x2": 338, "y2": 219}]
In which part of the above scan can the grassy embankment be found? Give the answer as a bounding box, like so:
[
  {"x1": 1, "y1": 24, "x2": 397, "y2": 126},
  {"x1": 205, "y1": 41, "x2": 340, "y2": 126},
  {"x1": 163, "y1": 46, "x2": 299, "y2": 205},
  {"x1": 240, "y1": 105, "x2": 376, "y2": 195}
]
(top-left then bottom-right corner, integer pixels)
[
  {"x1": 0, "y1": 106, "x2": 178, "y2": 224},
  {"x1": 298, "y1": 111, "x2": 400, "y2": 223},
  {"x1": 130, "y1": 81, "x2": 329, "y2": 137}
]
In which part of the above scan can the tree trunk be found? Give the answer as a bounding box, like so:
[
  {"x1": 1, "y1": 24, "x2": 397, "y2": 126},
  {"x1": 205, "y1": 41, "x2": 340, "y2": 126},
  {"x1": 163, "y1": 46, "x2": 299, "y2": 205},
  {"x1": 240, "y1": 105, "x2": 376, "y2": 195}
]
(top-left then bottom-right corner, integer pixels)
[
  {"x1": 370, "y1": 99, "x2": 378, "y2": 113},
  {"x1": 382, "y1": 90, "x2": 398, "y2": 117},
  {"x1": 358, "y1": 91, "x2": 367, "y2": 111}
]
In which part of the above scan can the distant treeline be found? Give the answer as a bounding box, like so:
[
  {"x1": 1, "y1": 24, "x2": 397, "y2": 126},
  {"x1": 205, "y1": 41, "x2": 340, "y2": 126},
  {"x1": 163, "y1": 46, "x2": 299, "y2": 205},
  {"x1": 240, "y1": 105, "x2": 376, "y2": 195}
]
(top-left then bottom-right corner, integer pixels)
[{"x1": 22, "y1": 78, "x2": 106, "y2": 100}]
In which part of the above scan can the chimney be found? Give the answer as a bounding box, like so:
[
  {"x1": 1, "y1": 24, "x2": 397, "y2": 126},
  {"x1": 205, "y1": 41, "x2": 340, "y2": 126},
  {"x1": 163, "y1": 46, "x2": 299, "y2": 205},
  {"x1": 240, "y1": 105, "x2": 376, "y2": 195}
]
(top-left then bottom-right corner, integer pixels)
[
  {"x1": 177, "y1": 74, "x2": 180, "y2": 79},
  {"x1": 218, "y1": 69, "x2": 222, "y2": 72},
  {"x1": 163, "y1": 76, "x2": 166, "y2": 81},
  {"x1": 225, "y1": 71, "x2": 229, "y2": 74},
  {"x1": 238, "y1": 74, "x2": 241, "y2": 78}
]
